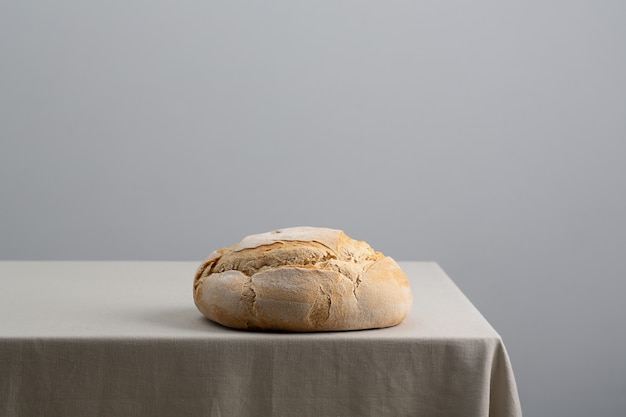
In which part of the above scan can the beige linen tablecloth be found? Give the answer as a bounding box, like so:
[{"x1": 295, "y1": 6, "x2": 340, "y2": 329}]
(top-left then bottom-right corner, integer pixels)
[{"x1": 0, "y1": 261, "x2": 521, "y2": 417}]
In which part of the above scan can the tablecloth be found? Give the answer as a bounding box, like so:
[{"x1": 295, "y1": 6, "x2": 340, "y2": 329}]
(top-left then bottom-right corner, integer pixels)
[{"x1": 0, "y1": 261, "x2": 521, "y2": 417}]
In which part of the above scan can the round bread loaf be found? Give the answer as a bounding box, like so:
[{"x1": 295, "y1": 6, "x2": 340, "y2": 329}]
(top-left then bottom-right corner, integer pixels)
[{"x1": 193, "y1": 227, "x2": 412, "y2": 332}]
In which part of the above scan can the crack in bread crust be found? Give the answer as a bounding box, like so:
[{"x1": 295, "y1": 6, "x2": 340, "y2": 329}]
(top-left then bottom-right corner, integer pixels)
[
  {"x1": 211, "y1": 238, "x2": 383, "y2": 285},
  {"x1": 308, "y1": 285, "x2": 332, "y2": 327},
  {"x1": 241, "y1": 275, "x2": 256, "y2": 322}
]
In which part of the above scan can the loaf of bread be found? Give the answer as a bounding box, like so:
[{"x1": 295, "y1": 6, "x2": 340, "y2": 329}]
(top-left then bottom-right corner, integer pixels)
[{"x1": 193, "y1": 227, "x2": 412, "y2": 332}]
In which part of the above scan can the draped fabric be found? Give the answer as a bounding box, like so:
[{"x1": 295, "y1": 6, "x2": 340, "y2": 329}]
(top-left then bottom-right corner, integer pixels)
[{"x1": 0, "y1": 261, "x2": 521, "y2": 417}]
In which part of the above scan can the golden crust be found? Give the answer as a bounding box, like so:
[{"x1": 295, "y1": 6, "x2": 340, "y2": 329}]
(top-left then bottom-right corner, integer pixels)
[{"x1": 193, "y1": 227, "x2": 412, "y2": 332}]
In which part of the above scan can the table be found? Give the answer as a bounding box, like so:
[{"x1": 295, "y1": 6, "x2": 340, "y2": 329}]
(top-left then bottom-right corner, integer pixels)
[{"x1": 0, "y1": 261, "x2": 521, "y2": 417}]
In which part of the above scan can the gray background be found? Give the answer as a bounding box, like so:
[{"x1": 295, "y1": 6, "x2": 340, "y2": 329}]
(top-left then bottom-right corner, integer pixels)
[{"x1": 1, "y1": 1, "x2": 625, "y2": 416}]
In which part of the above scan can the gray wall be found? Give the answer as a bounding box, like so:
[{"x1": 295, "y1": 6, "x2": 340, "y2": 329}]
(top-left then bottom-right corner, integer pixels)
[{"x1": 1, "y1": 2, "x2": 625, "y2": 416}]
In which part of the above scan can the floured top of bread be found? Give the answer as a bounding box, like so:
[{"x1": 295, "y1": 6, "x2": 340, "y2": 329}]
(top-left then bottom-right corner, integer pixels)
[
  {"x1": 197, "y1": 226, "x2": 384, "y2": 287},
  {"x1": 233, "y1": 227, "x2": 343, "y2": 252}
]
